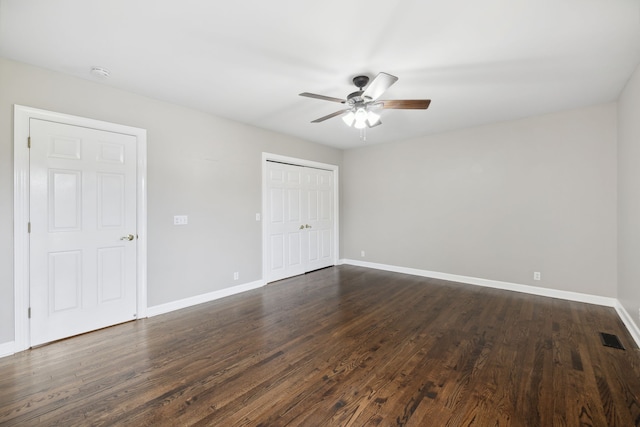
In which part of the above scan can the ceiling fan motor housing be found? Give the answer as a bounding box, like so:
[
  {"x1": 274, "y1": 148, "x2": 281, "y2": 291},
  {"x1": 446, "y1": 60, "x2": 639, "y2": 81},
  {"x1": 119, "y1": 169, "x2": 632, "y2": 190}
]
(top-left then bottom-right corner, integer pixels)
[
  {"x1": 347, "y1": 91, "x2": 364, "y2": 104},
  {"x1": 352, "y1": 75, "x2": 370, "y2": 89}
]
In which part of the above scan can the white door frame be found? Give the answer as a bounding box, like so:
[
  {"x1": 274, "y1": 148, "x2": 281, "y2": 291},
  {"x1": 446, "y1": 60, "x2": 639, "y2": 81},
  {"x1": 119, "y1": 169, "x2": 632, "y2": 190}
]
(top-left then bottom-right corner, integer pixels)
[
  {"x1": 13, "y1": 105, "x2": 148, "y2": 352},
  {"x1": 261, "y1": 152, "x2": 339, "y2": 282}
]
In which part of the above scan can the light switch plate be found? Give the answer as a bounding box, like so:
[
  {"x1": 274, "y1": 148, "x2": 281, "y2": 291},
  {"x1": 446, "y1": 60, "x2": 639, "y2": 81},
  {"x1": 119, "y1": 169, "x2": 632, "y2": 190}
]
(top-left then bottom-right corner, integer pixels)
[{"x1": 174, "y1": 215, "x2": 188, "y2": 225}]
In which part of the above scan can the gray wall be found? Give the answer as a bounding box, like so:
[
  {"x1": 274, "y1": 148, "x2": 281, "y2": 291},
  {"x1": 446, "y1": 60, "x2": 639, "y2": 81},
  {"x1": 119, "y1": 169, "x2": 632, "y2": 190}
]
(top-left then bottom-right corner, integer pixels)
[
  {"x1": 0, "y1": 55, "x2": 631, "y2": 349},
  {"x1": 0, "y1": 57, "x2": 343, "y2": 344},
  {"x1": 618, "y1": 62, "x2": 640, "y2": 329},
  {"x1": 343, "y1": 104, "x2": 618, "y2": 297}
]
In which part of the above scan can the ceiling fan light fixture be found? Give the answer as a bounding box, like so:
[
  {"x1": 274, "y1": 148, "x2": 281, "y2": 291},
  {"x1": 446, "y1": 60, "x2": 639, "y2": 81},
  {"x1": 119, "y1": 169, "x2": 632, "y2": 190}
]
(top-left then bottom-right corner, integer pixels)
[
  {"x1": 366, "y1": 110, "x2": 381, "y2": 127},
  {"x1": 353, "y1": 107, "x2": 369, "y2": 129},
  {"x1": 354, "y1": 107, "x2": 368, "y2": 122},
  {"x1": 353, "y1": 119, "x2": 367, "y2": 130},
  {"x1": 342, "y1": 111, "x2": 355, "y2": 126}
]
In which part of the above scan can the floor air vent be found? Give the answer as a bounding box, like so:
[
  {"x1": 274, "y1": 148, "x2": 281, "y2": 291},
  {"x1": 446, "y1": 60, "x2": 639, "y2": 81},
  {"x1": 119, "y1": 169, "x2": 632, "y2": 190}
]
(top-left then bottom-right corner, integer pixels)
[{"x1": 600, "y1": 332, "x2": 625, "y2": 350}]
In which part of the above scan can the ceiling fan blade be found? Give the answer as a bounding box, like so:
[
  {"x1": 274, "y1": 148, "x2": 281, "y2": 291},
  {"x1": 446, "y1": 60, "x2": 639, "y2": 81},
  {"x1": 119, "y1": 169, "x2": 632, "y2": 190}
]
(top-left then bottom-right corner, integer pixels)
[
  {"x1": 381, "y1": 99, "x2": 431, "y2": 109},
  {"x1": 362, "y1": 72, "x2": 398, "y2": 101},
  {"x1": 299, "y1": 92, "x2": 346, "y2": 103},
  {"x1": 311, "y1": 109, "x2": 349, "y2": 123}
]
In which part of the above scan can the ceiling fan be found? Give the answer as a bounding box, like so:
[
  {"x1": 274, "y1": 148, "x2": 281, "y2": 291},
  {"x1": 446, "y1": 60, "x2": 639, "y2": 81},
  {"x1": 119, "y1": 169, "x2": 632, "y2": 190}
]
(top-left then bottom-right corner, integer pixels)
[{"x1": 299, "y1": 72, "x2": 431, "y2": 129}]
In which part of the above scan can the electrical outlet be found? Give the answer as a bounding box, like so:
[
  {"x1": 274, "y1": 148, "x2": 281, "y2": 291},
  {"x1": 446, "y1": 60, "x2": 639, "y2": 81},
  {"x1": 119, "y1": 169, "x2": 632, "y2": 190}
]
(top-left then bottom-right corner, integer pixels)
[
  {"x1": 255, "y1": 213, "x2": 261, "y2": 221},
  {"x1": 361, "y1": 250, "x2": 365, "y2": 257},
  {"x1": 233, "y1": 272, "x2": 239, "y2": 280},
  {"x1": 533, "y1": 272, "x2": 541, "y2": 281}
]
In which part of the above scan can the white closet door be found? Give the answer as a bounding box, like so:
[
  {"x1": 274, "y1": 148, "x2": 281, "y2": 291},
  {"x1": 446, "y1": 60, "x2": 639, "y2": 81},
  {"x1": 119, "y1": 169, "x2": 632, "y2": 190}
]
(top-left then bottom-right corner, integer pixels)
[
  {"x1": 265, "y1": 161, "x2": 335, "y2": 282},
  {"x1": 265, "y1": 162, "x2": 307, "y2": 282},
  {"x1": 29, "y1": 119, "x2": 138, "y2": 346},
  {"x1": 304, "y1": 168, "x2": 334, "y2": 273}
]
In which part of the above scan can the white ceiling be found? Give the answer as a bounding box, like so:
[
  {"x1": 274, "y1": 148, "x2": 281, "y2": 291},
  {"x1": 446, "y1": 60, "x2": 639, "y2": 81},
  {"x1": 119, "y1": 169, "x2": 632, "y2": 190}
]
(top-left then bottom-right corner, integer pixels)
[{"x1": 1, "y1": 0, "x2": 639, "y2": 149}]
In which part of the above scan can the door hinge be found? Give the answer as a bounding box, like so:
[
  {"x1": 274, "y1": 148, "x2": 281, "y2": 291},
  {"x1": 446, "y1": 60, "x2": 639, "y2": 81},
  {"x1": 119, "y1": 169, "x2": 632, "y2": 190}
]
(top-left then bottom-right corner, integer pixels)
[
  {"x1": 28, "y1": 136, "x2": 31, "y2": 148},
  {"x1": 28, "y1": 307, "x2": 31, "y2": 319},
  {"x1": 28, "y1": 222, "x2": 31, "y2": 233}
]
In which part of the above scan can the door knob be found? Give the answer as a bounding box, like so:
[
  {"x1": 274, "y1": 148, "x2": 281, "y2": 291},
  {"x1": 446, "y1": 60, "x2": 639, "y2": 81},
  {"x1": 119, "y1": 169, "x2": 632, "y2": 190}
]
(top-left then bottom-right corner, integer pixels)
[
  {"x1": 305, "y1": 224, "x2": 311, "y2": 229},
  {"x1": 299, "y1": 225, "x2": 305, "y2": 230},
  {"x1": 120, "y1": 234, "x2": 135, "y2": 241}
]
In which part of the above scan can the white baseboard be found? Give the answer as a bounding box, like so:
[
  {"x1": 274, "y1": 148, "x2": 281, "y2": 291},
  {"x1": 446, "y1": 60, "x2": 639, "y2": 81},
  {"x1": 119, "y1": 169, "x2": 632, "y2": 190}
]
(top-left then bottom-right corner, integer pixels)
[
  {"x1": 615, "y1": 302, "x2": 640, "y2": 348},
  {"x1": 0, "y1": 341, "x2": 15, "y2": 358},
  {"x1": 342, "y1": 259, "x2": 617, "y2": 307},
  {"x1": 147, "y1": 280, "x2": 265, "y2": 317}
]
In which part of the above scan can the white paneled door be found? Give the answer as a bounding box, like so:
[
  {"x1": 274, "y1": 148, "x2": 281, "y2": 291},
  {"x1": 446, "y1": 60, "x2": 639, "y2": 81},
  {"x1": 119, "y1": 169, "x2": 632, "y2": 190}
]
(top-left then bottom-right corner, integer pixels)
[
  {"x1": 304, "y1": 167, "x2": 334, "y2": 273},
  {"x1": 265, "y1": 161, "x2": 334, "y2": 282},
  {"x1": 29, "y1": 119, "x2": 138, "y2": 346}
]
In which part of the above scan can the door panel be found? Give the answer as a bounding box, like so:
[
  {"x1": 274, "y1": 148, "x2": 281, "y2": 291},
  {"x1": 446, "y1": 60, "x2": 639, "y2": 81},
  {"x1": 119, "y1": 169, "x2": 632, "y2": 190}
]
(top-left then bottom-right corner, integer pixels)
[
  {"x1": 49, "y1": 250, "x2": 82, "y2": 312},
  {"x1": 270, "y1": 235, "x2": 285, "y2": 271},
  {"x1": 49, "y1": 169, "x2": 82, "y2": 231},
  {"x1": 98, "y1": 247, "x2": 125, "y2": 302},
  {"x1": 30, "y1": 118, "x2": 137, "y2": 346},
  {"x1": 98, "y1": 173, "x2": 125, "y2": 228}
]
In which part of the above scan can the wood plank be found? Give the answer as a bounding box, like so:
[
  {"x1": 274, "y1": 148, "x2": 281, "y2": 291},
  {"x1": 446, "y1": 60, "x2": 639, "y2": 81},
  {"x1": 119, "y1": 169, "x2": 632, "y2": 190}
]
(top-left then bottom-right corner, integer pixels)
[{"x1": 0, "y1": 265, "x2": 639, "y2": 426}]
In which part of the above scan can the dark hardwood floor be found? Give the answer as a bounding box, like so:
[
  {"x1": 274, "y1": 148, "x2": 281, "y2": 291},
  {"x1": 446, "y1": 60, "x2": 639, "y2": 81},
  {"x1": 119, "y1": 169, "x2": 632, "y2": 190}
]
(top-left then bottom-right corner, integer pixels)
[{"x1": 1, "y1": 265, "x2": 640, "y2": 426}]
